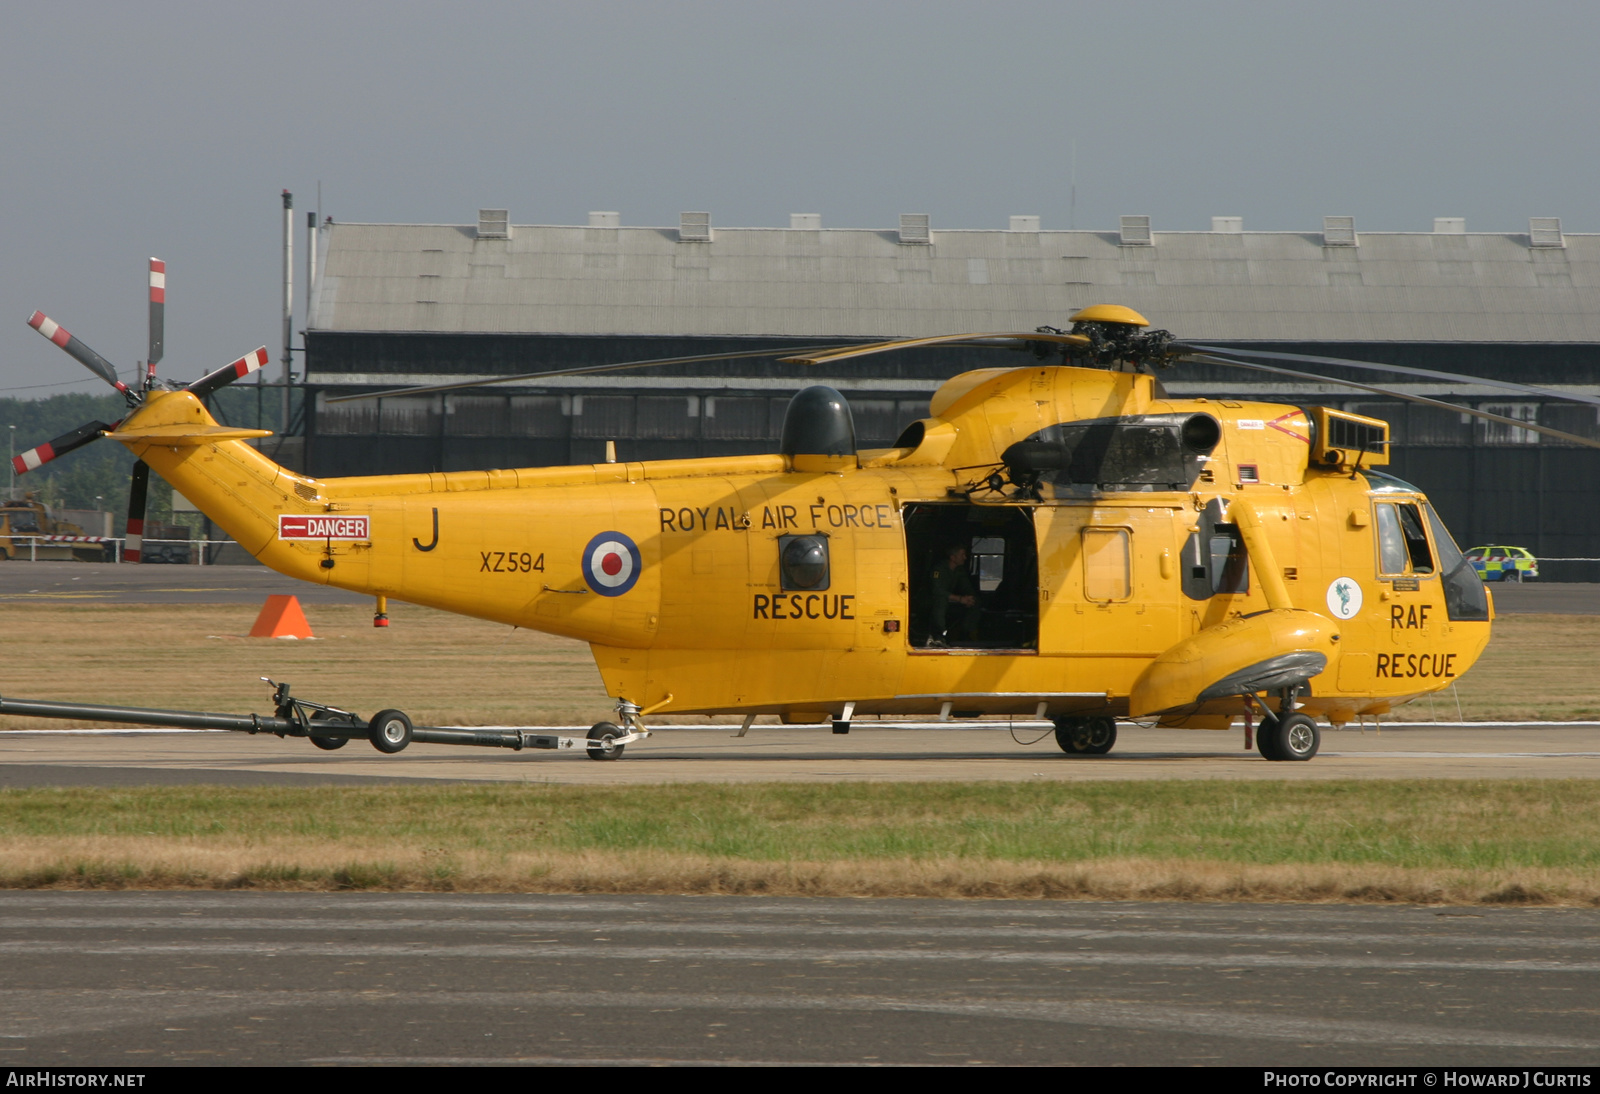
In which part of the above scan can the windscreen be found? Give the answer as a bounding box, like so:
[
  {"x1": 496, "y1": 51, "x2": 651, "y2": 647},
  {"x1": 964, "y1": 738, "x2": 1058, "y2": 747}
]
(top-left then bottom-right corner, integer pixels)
[{"x1": 1425, "y1": 505, "x2": 1490, "y2": 621}]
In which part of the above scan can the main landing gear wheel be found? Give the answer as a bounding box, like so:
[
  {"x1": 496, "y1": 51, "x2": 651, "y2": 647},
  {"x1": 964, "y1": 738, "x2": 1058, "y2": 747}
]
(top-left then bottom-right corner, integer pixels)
[
  {"x1": 586, "y1": 721, "x2": 626, "y2": 761},
  {"x1": 1053, "y1": 716, "x2": 1117, "y2": 756},
  {"x1": 1259, "y1": 712, "x2": 1320, "y2": 762},
  {"x1": 369, "y1": 709, "x2": 413, "y2": 754}
]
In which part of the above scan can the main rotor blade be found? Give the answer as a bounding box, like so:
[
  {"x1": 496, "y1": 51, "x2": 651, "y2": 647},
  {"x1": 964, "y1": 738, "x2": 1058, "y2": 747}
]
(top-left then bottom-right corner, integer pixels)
[
  {"x1": 322, "y1": 344, "x2": 854, "y2": 404},
  {"x1": 26, "y1": 312, "x2": 134, "y2": 399},
  {"x1": 11, "y1": 420, "x2": 119, "y2": 476},
  {"x1": 123, "y1": 461, "x2": 150, "y2": 563},
  {"x1": 188, "y1": 347, "x2": 269, "y2": 399},
  {"x1": 1186, "y1": 343, "x2": 1600, "y2": 411},
  {"x1": 147, "y1": 258, "x2": 165, "y2": 368},
  {"x1": 1191, "y1": 353, "x2": 1600, "y2": 451},
  {"x1": 780, "y1": 331, "x2": 1091, "y2": 366}
]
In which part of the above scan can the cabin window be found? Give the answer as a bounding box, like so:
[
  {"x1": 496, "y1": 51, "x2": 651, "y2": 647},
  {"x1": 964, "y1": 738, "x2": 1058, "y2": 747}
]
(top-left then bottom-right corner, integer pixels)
[
  {"x1": 1082, "y1": 528, "x2": 1131, "y2": 602},
  {"x1": 971, "y1": 537, "x2": 1006, "y2": 592},
  {"x1": 1375, "y1": 502, "x2": 1434, "y2": 576},
  {"x1": 1181, "y1": 498, "x2": 1248, "y2": 599},
  {"x1": 1208, "y1": 526, "x2": 1250, "y2": 594},
  {"x1": 778, "y1": 534, "x2": 830, "y2": 591}
]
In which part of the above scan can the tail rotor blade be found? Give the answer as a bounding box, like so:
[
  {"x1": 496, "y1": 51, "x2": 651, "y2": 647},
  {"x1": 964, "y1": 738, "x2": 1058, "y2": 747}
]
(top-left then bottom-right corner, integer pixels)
[
  {"x1": 11, "y1": 420, "x2": 118, "y2": 476},
  {"x1": 26, "y1": 312, "x2": 134, "y2": 400},
  {"x1": 187, "y1": 347, "x2": 269, "y2": 399},
  {"x1": 147, "y1": 258, "x2": 165, "y2": 368},
  {"x1": 123, "y1": 461, "x2": 150, "y2": 563}
]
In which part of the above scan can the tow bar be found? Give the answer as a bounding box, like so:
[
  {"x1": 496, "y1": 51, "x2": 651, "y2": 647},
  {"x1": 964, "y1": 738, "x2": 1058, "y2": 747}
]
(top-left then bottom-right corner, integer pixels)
[{"x1": 0, "y1": 678, "x2": 648, "y2": 760}]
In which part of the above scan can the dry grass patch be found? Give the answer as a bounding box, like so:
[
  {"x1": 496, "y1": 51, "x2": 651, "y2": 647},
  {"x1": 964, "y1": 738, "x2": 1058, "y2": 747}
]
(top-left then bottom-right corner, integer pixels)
[
  {"x1": 0, "y1": 605, "x2": 1595, "y2": 729},
  {"x1": 0, "y1": 601, "x2": 615, "y2": 728},
  {"x1": 3, "y1": 780, "x2": 1599, "y2": 904},
  {"x1": 1446, "y1": 613, "x2": 1600, "y2": 721}
]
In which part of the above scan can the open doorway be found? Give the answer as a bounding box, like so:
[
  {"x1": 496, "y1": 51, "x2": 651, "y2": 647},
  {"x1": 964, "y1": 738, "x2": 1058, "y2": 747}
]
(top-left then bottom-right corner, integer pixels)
[{"x1": 904, "y1": 503, "x2": 1038, "y2": 650}]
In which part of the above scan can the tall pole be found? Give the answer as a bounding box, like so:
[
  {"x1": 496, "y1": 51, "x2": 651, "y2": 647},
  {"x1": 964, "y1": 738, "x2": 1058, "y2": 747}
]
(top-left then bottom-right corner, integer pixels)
[
  {"x1": 281, "y1": 189, "x2": 293, "y2": 432},
  {"x1": 306, "y1": 211, "x2": 317, "y2": 318}
]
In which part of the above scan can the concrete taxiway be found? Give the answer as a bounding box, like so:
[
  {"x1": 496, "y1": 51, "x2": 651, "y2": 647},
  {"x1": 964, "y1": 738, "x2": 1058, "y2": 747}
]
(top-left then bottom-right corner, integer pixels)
[
  {"x1": 2, "y1": 722, "x2": 1598, "y2": 786},
  {"x1": 0, "y1": 892, "x2": 1596, "y2": 1066}
]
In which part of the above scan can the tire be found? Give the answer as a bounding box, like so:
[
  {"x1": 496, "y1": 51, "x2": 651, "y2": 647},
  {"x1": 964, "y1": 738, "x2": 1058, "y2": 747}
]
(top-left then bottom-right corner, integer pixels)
[
  {"x1": 1082, "y1": 716, "x2": 1117, "y2": 755},
  {"x1": 1260, "y1": 713, "x2": 1320, "y2": 762},
  {"x1": 308, "y1": 711, "x2": 350, "y2": 751},
  {"x1": 1053, "y1": 717, "x2": 1089, "y2": 754},
  {"x1": 368, "y1": 709, "x2": 413, "y2": 754},
  {"x1": 1053, "y1": 717, "x2": 1116, "y2": 756},
  {"x1": 1506, "y1": 570, "x2": 1522, "y2": 583},
  {"x1": 1256, "y1": 720, "x2": 1284, "y2": 760},
  {"x1": 586, "y1": 720, "x2": 626, "y2": 761}
]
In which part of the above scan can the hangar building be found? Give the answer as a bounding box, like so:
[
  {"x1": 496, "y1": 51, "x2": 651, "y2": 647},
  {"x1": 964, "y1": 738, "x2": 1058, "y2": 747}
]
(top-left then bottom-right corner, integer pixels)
[{"x1": 302, "y1": 211, "x2": 1600, "y2": 574}]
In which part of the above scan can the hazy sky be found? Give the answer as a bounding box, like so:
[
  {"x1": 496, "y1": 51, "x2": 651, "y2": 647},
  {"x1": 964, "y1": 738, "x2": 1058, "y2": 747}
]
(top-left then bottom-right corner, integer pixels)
[{"x1": 2, "y1": 0, "x2": 1595, "y2": 397}]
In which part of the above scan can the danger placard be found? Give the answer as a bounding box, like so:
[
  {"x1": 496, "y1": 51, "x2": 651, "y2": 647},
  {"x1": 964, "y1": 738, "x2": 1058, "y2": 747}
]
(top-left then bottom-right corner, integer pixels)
[{"x1": 279, "y1": 514, "x2": 371, "y2": 540}]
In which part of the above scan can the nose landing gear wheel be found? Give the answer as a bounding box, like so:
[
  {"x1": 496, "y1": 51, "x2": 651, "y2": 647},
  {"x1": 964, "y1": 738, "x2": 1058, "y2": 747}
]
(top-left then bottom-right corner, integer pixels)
[
  {"x1": 369, "y1": 709, "x2": 413, "y2": 754},
  {"x1": 1053, "y1": 716, "x2": 1117, "y2": 756},
  {"x1": 1259, "y1": 712, "x2": 1320, "y2": 761},
  {"x1": 586, "y1": 721, "x2": 625, "y2": 761}
]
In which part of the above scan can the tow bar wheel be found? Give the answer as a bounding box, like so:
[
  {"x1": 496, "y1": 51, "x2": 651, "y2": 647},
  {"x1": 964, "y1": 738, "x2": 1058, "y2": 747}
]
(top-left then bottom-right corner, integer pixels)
[
  {"x1": 369, "y1": 709, "x2": 413, "y2": 754},
  {"x1": 308, "y1": 712, "x2": 350, "y2": 751},
  {"x1": 587, "y1": 721, "x2": 626, "y2": 761}
]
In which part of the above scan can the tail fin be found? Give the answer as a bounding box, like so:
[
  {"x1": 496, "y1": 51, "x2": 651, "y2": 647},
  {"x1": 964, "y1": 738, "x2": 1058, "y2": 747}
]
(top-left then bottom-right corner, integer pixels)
[{"x1": 107, "y1": 390, "x2": 331, "y2": 581}]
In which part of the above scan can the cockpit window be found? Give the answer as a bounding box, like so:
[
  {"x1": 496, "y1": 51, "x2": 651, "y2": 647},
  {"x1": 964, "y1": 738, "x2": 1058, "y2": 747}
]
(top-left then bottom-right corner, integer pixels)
[
  {"x1": 1376, "y1": 501, "x2": 1434, "y2": 576},
  {"x1": 1426, "y1": 504, "x2": 1490, "y2": 621},
  {"x1": 1397, "y1": 504, "x2": 1434, "y2": 573}
]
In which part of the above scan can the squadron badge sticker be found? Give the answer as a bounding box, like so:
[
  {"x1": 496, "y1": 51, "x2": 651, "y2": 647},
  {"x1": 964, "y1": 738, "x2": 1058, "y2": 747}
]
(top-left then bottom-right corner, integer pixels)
[
  {"x1": 1326, "y1": 576, "x2": 1363, "y2": 620},
  {"x1": 582, "y1": 531, "x2": 642, "y2": 597}
]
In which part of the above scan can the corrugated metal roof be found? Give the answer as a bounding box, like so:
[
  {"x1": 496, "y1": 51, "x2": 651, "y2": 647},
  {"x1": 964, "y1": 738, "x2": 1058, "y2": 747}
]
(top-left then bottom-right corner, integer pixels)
[{"x1": 310, "y1": 223, "x2": 1600, "y2": 342}]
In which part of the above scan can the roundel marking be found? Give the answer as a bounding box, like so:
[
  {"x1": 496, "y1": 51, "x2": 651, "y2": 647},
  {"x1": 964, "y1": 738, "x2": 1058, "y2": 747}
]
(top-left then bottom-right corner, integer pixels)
[
  {"x1": 1326, "y1": 576, "x2": 1363, "y2": 620},
  {"x1": 582, "y1": 531, "x2": 642, "y2": 597}
]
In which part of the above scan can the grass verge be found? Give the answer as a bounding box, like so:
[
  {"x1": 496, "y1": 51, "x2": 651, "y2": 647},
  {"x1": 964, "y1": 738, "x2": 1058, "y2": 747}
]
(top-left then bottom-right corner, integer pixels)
[
  {"x1": 3, "y1": 780, "x2": 1598, "y2": 904},
  {"x1": 0, "y1": 605, "x2": 1597, "y2": 727}
]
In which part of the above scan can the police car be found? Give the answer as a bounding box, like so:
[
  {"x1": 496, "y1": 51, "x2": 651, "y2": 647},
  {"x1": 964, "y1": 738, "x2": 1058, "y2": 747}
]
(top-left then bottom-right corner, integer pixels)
[{"x1": 1465, "y1": 545, "x2": 1539, "y2": 582}]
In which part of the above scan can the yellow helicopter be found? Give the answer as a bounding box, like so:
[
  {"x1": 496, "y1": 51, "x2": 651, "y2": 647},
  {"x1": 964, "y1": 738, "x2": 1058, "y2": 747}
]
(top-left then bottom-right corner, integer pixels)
[{"x1": 18, "y1": 267, "x2": 1600, "y2": 762}]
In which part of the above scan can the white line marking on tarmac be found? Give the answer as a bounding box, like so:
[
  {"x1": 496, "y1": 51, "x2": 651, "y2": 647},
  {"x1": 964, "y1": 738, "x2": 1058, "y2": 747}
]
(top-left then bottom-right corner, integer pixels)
[
  {"x1": 6, "y1": 916, "x2": 1598, "y2": 950},
  {"x1": 2, "y1": 939, "x2": 1597, "y2": 974}
]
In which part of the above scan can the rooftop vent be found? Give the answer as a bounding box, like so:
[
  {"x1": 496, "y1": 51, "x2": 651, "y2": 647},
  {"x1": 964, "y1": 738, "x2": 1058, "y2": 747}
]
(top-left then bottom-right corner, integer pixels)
[
  {"x1": 1119, "y1": 215, "x2": 1152, "y2": 246},
  {"x1": 1009, "y1": 215, "x2": 1041, "y2": 232},
  {"x1": 477, "y1": 209, "x2": 510, "y2": 239},
  {"x1": 1529, "y1": 217, "x2": 1565, "y2": 248},
  {"x1": 1211, "y1": 216, "x2": 1243, "y2": 233},
  {"x1": 589, "y1": 211, "x2": 620, "y2": 228},
  {"x1": 1433, "y1": 217, "x2": 1466, "y2": 234},
  {"x1": 679, "y1": 212, "x2": 712, "y2": 242},
  {"x1": 1322, "y1": 216, "x2": 1357, "y2": 246},
  {"x1": 790, "y1": 213, "x2": 822, "y2": 230},
  {"x1": 898, "y1": 213, "x2": 931, "y2": 244}
]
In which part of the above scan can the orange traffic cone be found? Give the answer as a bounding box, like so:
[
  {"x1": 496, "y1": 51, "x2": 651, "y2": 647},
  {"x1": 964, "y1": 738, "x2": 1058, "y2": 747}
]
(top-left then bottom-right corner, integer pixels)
[{"x1": 249, "y1": 594, "x2": 314, "y2": 639}]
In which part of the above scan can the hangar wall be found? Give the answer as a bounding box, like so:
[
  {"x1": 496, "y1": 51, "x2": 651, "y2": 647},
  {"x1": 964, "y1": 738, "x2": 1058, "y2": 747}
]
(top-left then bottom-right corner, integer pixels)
[{"x1": 302, "y1": 215, "x2": 1600, "y2": 577}]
